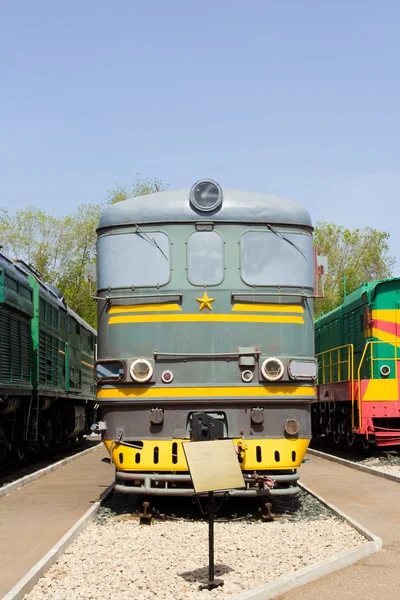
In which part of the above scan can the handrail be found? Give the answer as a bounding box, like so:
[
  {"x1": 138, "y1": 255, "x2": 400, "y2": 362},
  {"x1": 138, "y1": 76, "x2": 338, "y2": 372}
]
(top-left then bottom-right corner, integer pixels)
[
  {"x1": 357, "y1": 340, "x2": 400, "y2": 429},
  {"x1": 316, "y1": 344, "x2": 355, "y2": 426}
]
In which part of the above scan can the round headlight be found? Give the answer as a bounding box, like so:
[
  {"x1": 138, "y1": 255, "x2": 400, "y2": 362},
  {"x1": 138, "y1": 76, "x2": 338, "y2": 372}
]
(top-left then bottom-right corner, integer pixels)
[
  {"x1": 380, "y1": 364, "x2": 391, "y2": 377},
  {"x1": 189, "y1": 179, "x2": 223, "y2": 212},
  {"x1": 261, "y1": 357, "x2": 284, "y2": 381},
  {"x1": 285, "y1": 419, "x2": 300, "y2": 436},
  {"x1": 130, "y1": 359, "x2": 153, "y2": 383}
]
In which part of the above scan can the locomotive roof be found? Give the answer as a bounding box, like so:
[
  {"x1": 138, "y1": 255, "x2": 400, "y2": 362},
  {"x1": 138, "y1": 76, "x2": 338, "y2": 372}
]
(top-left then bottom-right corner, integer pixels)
[
  {"x1": 315, "y1": 277, "x2": 400, "y2": 327},
  {"x1": 98, "y1": 188, "x2": 312, "y2": 230}
]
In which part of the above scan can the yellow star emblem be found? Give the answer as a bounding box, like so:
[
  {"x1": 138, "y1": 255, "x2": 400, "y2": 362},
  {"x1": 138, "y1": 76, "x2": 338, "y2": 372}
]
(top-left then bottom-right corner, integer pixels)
[{"x1": 196, "y1": 291, "x2": 215, "y2": 311}]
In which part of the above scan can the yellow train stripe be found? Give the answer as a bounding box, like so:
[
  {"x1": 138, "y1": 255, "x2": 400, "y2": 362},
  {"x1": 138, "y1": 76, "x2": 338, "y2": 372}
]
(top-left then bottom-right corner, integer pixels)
[
  {"x1": 232, "y1": 303, "x2": 304, "y2": 313},
  {"x1": 109, "y1": 314, "x2": 304, "y2": 325},
  {"x1": 58, "y1": 349, "x2": 66, "y2": 356},
  {"x1": 104, "y1": 437, "x2": 310, "y2": 471},
  {"x1": 362, "y1": 379, "x2": 399, "y2": 401},
  {"x1": 369, "y1": 327, "x2": 400, "y2": 345},
  {"x1": 371, "y1": 309, "x2": 400, "y2": 324},
  {"x1": 109, "y1": 303, "x2": 182, "y2": 314},
  {"x1": 97, "y1": 385, "x2": 315, "y2": 399},
  {"x1": 81, "y1": 360, "x2": 94, "y2": 369}
]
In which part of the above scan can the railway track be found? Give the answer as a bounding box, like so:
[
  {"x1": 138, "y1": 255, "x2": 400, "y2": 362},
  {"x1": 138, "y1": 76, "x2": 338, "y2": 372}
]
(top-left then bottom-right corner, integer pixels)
[{"x1": 3, "y1": 445, "x2": 400, "y2": 600}]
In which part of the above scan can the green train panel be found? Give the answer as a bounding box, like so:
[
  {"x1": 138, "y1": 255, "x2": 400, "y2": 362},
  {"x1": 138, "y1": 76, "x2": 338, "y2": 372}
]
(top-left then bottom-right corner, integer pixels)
[
  {"x1": 0, "y1": 253, "x2": 96, "y2": 462},
  {"x1": 314, "y1": 278, "x2": 400, "y2": 446}
]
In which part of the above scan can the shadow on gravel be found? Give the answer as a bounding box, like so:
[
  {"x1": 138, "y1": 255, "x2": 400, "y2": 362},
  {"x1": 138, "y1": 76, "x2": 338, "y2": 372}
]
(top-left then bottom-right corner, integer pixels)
[{"x1": 179, "y1": 563, "x2": 234, "y2": 582}]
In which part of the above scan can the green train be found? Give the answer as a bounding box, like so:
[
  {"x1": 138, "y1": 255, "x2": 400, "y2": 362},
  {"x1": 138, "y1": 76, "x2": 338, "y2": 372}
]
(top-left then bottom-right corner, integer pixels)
[
  {"x1": 0, "y1": 251, "x2": 96, "y2": 462},
  {"x1": 314, "y1": 278, "x2": 400, "y2": 447},
  {"x1": 94, "y1": 179, "x2": 324, "y2": 496}
]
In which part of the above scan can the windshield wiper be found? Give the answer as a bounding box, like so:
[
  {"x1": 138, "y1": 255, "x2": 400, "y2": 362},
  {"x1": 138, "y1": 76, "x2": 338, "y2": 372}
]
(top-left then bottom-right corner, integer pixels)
[
  {"x1": 266, "y1": 224, "x2": 307, "y2": 259},
  {"x1": 134, "y1": 225, "x2": 169, "y2": 261}
]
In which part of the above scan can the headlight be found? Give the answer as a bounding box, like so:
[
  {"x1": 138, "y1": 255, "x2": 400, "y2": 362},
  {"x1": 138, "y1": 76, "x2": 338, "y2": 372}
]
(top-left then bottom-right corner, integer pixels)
[
  {"x1": 288, "y1": 360, "x2": 317, "y2": 380},
  {"x1": 285, "y1": 419, "x2": 300, "y2": 436},
  {"x1": 261, "y1": 357, "x2": 284, "y2": 381},
  {"x1": 130, "y1": 359, "x2": 153, "y2": 383},
  {"x1": 189, "y1": 179, "x2": 223, "y2": 212}
]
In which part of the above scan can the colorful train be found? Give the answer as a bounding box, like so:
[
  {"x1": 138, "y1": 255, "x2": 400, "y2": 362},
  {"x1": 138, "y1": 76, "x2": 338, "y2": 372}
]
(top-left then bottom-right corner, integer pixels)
[
  {"x1": 94, "y1": 179, "x2": 324, "y2": 496},
  {"x1": 314, "y1": 278, "x2": 400, "y2": 447},
  {"x1": 0, "y1": 252, "x2": 96, "y2": 462}
]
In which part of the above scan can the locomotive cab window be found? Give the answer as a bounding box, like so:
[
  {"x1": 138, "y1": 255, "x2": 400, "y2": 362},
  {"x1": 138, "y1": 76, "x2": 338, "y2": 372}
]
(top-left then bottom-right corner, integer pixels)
[
  {"x1": 240, "y1": 230, "x2": 313, "y2": 287},
  {"x1": 187, "y1": 231, "x2": 224, "y2": 286},
  {"x1": 97, "y1": 231, "x2": 170, "y2": 289}
]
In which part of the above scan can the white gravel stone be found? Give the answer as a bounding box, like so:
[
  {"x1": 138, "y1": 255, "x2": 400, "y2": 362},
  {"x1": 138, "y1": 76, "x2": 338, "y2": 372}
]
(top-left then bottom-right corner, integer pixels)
[
  {"x1": 366, "y1": 463, "x2": 400, "y2": 476},
  {"x1": 25, "y1": 516, "x2": 364, "y2": 600}
]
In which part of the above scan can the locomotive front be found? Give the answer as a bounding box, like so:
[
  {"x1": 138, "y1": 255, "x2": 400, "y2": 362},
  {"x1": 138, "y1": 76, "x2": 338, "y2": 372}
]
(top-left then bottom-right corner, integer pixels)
[{"x1": 95, "y1": 181, "x2": 317, "y2": 496}]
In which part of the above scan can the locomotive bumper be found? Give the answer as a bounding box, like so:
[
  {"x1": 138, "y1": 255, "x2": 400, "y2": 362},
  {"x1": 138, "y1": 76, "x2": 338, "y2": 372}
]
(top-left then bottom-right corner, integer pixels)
[
  {"x1": 113, "y1": 471, "x2": 300, "y2": 496},
  {"x1": 103, "y1": 437, "x2": 309, "y2": 497}
]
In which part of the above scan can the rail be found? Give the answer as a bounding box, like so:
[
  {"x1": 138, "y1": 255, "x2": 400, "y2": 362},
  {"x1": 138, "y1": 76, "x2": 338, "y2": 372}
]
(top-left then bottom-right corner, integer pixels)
[
  {"x1": 316, "y1": 344, "x2": 355, "y2": 425},
  {"x1": 357, "y1": 340, "x2": 400, "y2": 429}
]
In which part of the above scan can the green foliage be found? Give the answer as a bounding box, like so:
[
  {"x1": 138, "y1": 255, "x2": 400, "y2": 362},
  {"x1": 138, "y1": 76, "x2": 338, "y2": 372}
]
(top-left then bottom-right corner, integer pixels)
[
  {"x1": 0, "y1": 175, "x2": 166, "y2": 330},
  {"x1": 106, "y1": 173, "x2": 167, "y2": 204},
  {"x1": 314, "y1": 222, "x2": 395, "y2": 318}
]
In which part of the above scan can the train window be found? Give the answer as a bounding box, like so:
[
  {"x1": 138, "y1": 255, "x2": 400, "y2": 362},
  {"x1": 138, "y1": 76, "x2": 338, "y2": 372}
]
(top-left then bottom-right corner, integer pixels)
[
  {"x1": 97, "y1": 231, "x2": 170, "y2": 288},
  {"x1": 240, "y1": 230, "x2": 313, "y2": 287},
  {"x1": 187, "y1": 231, "x2": 224, "y2": 285}
]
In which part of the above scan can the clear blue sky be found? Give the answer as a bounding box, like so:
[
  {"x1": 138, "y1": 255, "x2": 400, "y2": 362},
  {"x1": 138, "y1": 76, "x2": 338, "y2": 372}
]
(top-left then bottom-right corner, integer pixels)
[{"x1": 1, "y1": 1, "x2": 399, "y2": 266}]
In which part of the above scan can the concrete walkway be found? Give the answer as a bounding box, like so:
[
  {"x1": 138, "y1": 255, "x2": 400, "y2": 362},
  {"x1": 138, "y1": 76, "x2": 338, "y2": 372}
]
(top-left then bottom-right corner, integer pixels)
[
  {"x1": 277, "y1": 454, "x2": 400, "y2": 600},
  {"x1": 0, "y1": 445, "x2": 113, "y2": 598}
]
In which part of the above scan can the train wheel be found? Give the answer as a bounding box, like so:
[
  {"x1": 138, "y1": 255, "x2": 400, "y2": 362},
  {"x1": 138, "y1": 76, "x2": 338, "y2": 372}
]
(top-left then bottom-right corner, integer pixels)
[
  {"x1": 361, "y1": 439, "x2": 370, "y2": 450},
  {"x1": 17, "y1": 444, "x2": 26, "y2": 460},
  {"x1": 0, "y1": 428, "x2": 8, "y2": 463},
  {"x1": 28, "y1": 441, "x2": 40, "y2": 455}
]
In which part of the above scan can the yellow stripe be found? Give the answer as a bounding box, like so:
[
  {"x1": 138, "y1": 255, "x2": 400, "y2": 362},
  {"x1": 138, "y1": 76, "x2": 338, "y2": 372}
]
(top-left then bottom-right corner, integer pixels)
[
  {"x1": 232, "y1": 303, "x2": 304, "y2": 313},
  {"x1": 363, "y1": 379, "x2": 398, "y2": 401},
  {"x1": 82, "y1": 360, "x2": 94, "y2": 369},
  {"x1": 104, "y1": 438, "x2": 310, "y2": 471},
  {"x1": 109, "y1": 303, "x2": 182, "y2": 314},
  {"x1": 371, "y1": 309, "x2": 400, "y2": 324},
  {"x1": 58, "y1": 350, "x2": 66, "y2": 356},
  {"x1": 97, "y1": 385, "x2": 315, "y2": 399},
  {"x1": 109, "y1": 314, "x2": 304, "y2": 325},
  {"x1": 370, "y1": 327, "x2": 400, "y2": 345}
]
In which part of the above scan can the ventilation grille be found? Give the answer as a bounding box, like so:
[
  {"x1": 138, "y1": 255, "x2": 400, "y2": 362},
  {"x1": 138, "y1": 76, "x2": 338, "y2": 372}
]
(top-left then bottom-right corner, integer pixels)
[
  {"x1": 0, "y1": 313, "x2": 31, "y2": 383},
  {"x1": 39, "y1": 330, "x2": 59, "y2": 387}
]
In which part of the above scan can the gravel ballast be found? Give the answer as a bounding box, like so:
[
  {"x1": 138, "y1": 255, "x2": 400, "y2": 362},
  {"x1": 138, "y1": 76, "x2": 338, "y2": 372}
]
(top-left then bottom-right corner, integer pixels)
[{"x1": 24, "y1": 492, "x2": 365, "y2": 600}]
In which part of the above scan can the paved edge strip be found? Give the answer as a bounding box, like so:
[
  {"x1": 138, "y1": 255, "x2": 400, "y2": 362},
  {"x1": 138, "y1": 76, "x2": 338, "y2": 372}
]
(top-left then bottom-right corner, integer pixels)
[
  {"x1": 1, "y1": 482, "x2": 115, "y2": 600},
  {"x1": 231, "y1": 482, "x2": 382, "y2": 600},
  {"x1": 307, "y1": 447, "x2": 400, "y2": 483},
  {"x1": 0, "y1": 442, "x2": 102, "y2": 499}
]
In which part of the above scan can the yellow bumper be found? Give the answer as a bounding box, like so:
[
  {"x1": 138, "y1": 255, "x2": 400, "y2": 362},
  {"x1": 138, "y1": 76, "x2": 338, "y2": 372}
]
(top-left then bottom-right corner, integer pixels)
[{"x1": 103, "y1": 437, "x2": 310, "y2": 471}]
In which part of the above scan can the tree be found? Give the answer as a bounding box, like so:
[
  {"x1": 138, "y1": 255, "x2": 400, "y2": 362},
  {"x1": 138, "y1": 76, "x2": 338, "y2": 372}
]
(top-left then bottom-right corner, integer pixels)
[
  {"x1": 0, "y1": 174, "x2": 167, "y2": 329},
  {"x1": 106, "y1": 173, "x2": 167, "y2": 204},
  {"x1": 314, "y1": 222, "x2": 395, "y2": 317}
]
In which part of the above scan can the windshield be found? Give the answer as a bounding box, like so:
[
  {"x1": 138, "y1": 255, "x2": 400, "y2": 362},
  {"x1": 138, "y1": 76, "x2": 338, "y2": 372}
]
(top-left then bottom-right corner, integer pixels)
[
  {"x1": 97, "y1": 231, "x2": 170, "y2": 289},
  {"x1": 240, "y1": 230, "x2": 313, "y2": 287},
  {"x1": 187, "y1": 231, "x2": 224, "y2": 285}
]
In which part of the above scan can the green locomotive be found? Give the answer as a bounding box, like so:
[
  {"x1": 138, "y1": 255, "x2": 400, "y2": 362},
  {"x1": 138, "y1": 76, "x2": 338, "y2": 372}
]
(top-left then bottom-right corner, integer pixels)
[
  {"x1": 0, "y1": 252, "x2": 96, "y2": 461},
  {"x1": 94, "y1": 180, "x2": 323, "y2": 496},
  {"x1": 314, "y1": 278, "x2": 400, "y2": 447}
]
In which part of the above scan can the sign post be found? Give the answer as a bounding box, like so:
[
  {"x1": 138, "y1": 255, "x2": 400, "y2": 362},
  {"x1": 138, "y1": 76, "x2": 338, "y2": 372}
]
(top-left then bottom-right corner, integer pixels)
[{"x1": 183, "y1": 439, "x2": 245, "y2": 590}]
